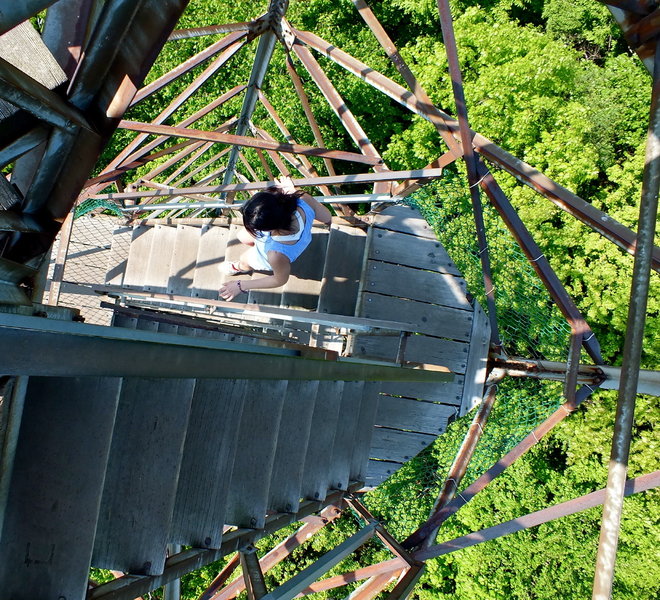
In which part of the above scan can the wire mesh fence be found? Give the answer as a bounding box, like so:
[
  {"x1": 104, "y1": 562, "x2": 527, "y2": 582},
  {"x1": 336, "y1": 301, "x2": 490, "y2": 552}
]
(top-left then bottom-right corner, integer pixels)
[
  {"x1": 44, "y1": 213, "x2": 124, "y2": 325},
  {"x1": 364, "y1": 172, "x2": 573, "y2": 535}
]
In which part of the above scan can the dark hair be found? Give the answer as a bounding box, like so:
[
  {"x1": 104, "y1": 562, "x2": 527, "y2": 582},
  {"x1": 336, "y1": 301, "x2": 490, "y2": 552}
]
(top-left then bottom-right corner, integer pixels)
[{"x1": 241, "y1": 187, "x2": 303, "y2": 238}]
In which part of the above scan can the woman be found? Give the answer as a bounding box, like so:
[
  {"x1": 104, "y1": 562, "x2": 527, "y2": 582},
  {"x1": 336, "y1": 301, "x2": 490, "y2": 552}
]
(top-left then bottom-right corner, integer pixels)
[{"x1": 219, "y1": 177, "x2": 332, "y2": 301}]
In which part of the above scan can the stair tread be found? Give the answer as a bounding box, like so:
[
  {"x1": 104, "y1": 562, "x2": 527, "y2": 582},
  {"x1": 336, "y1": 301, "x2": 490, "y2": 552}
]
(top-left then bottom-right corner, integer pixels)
[
  {"x1": 328, "y1": 381, "x2": 364, "y2": 491},
  {"x1": 168, "y1": 225, "x2": 202, "y2": 295},
  {"x1": 301, "y1": 380, "x2": 343, "y2": 501},
  {"x1": 143, "y1": 224, "x2": 177, "y2": 293},
  {"x1": 318, "y1": 222, "x2": 367, "y2": 316},
  {"x1": 224, "y1": 380, "x2": 287, "y2": 529},
  {"x1": 0, "y1": 376, "x2": 121, "y2": 600},
  {"x1": 92, "y1": 377, "x2": 194, "y2": 575},
  {"x1": 171, "y1": 379, "x2": 247, "y2": 548},
  {"x1": 191, "y1": 224, "x2": 231, "y2": 300},
  {"x1": 267, "y1": 380, "x2": 319, "y2": 513}
]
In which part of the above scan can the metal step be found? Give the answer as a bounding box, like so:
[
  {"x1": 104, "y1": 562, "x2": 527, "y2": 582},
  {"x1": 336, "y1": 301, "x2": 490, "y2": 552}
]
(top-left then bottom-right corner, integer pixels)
[
  {"x1": 167, "y1": 224, "x2": 202, "y2": 296},
  {"x1": 143, "y1": 224, "x2": 177, "y2": 293},
  {"x1": 224, "y1": 380, "x2": 287, "y2": 529},
  {"x1": 122, "y1": 225, "x2": 157, "y2": 290},
  {"x1": 0, "y1": 376, "x2": 121, "y2": 600},
  {"x1": 105, "y1": 225, "x2": 133, "y2": 286},
  {"x1": 171, "y1": 378, "x2": 247, "y2": 548},
  {"x1": 267, "y1": 380, "x2": 319, "y2": 513},
  {"x1": 92, "y1": 377, "x2": 195, "y2": 575},
  {"x1": 192, "y1": 224, "x2": 231, "y2": 300},
  {"x1": 300, "y1": 380, "x2": 344, "y2": 501}
]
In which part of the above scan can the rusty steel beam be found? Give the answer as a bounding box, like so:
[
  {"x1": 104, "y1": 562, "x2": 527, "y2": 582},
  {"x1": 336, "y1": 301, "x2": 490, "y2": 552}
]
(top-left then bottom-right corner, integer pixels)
[
  {"x1": 240, "y1": 549, "x2": 268, "y2": 600},
  {"x1": 296, "y1": 559, "x2": 407, "y2": 597},
  {"x1": 197, "y1": 554, "x2": 241, "y2": 600},
  {"x1": 258, "y1": 91, "x2": 333, "y2": 195},
  {"x1": 173, "y1": 147, "x2": 232, "y2": 187},
  {"x1": 383, "y1": 565, "x2": 425, "y2": 600},
  {"x1": 0, "y1": 1, "x2": 60, "y2": 35},
  {"x1": 107, "y1": 36, "x2": 246, "y2": 174},
  {"x1": 131, "y1": 31, "x2": 249, "y2": 106},
  {"x1": 239, "y1": 152, "x2": 260, "y2": 181},
  {"x1": 209, "y1": 505, "x2": 343, "y2": 600},
  {"x1": 168, "y1": 22, "x2": 258, "y2": 40},
  {"x1": 592, "y1": 43, "x2": 660, "y2": 600},
  {"x1": 414, "y1": 470, "x2": 660, "y2": 561},
  {"x1": 294, "y1": 25, "x2": 660, "y2": 270},
  {"x1": 113, "y1": 87, "x2": 244, "y2": 177},
  {"x1": 290, "y1": 35, "x2": 391, "y2": 193},
  {"x1": 348, "y1": 2, "x2": 462, "y2": 156},
  {"x1": 437, "y1": 0, "x2": 500, "y2": 348},
  {"x1": 285, "y1": 53, "x2": 340, "y2": 186},
  {"x1": 476, "y1": 161, "x2": 604, "y2": 364},
  {"x1": 91, "y1": 167, "x2": 444, "y2": 201},
  {"x1": 349, "y1": 571, "x2": 402, "y2": 600},
  {"x1": 118, "y1": 121, "x2": 384, "y2": 165},
  {"x1": 162, "y1": 142, "x2": 216, "y2": 185},
  {"x1": 391, "y1": 151, "x2": 461, "y2": 198},
  {"x1": 402, "y1": 382, "x2": 600, "y2": 549},
  {"x1": 83, "y1": 138, "x2": 206, "y2": 189},
  {"x1": 138, "y1": 179, "x2": 219, "y2": 203},
  {"x1": 420, "y1": 383, "x2": 499, "y2": 550}
]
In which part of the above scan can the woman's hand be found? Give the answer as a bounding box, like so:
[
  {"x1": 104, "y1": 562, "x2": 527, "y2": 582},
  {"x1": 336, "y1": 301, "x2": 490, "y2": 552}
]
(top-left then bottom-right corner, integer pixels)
[
  {"x1": 275, "y1": 176, "x2": 296, "y2": 194},
  {"x1": 219, "y1": 280, "x2": 245, "y2": 301}
]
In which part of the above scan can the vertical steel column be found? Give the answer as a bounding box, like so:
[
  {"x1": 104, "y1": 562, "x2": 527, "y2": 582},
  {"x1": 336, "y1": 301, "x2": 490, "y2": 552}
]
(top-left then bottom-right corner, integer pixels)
[
  {"x1": 592, "y1": 43, "x2": 660, "y2": 600},
  {"x1": 436, "y1": 0, "x2": 501, "y2": 349}
]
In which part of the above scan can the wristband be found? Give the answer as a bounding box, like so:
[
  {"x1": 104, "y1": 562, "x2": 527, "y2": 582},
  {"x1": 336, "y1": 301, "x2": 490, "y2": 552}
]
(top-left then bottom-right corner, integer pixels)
[{"x1": 237, "y1": 280, "x2": 245, "y2": 293}]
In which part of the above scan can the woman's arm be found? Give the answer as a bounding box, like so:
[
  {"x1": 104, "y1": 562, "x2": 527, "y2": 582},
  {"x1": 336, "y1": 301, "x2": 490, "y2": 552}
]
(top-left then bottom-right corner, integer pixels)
[
  {"x1": 219, "y1": 251, "x2": 291, "y2": 301},
  {"x1": 275, "y1": 176, "x2": 332, "y2": 225},
  {"x1": 301, "y1": 192, "x2": 332, "y2": 225}
]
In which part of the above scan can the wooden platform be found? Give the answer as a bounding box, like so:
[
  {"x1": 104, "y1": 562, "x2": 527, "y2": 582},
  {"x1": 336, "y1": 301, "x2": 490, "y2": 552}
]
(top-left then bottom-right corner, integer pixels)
[{"x1": 52, "y1": 205, "x2": 490, "y2": 487}]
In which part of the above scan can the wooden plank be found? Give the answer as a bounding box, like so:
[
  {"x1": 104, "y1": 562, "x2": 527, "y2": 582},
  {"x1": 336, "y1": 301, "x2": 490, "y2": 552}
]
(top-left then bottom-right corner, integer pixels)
[
  {"x1": 328, "y1": 380, "x2": 363, "y2": 491},
  {"x1": 372, "y1": 204, "x2": 438, "y2": 239},
  {"x1": 352, "y1": 334, "x2": 469, "y2": 374},
  {"x1": 143, "y1": 224, "x2": 177, "y2": 293},
  {"x1": 171, "y1": 379, "x2": 247, "y2": 549},
  {"x1": 375, "y1": 396, "x2": 457, "y2": 435},
  {"x1": 168, "y1": 225, "x2": 202, "y2": 296},
  {"x1": 365, "y1": 459, "x2": 402, "y2": 487},
  {"x1": 93, "y1": 377, "x2": 195, "y2": 575},
  {"x1": 369, "y1": 427, "x2": 436, "y2": 463},
  {"x1": 268, "y1": 380, "x2": 319, "y2": 513},
  {"x1": 365, "y1": 260, "x2": 470, "y2": 309},
  {"x1": 0, "y1": 377, "x2": 121, "y2": 600},
  {"x1": 301, "y1": 380, "x2": 343, "y2": 501},
  {"x1": 368, "y1": 229, "x2": 460, "y2": 276},
  {"x1": 225, "y1": 380, "x2": 287, "y2": 529},
  {"x1": 122, "y1": 225, "x2": 156, "y2": 290},
  {"x1": 280, "y1": 228, "x2": 329, "y2": 310},
  {"x1": 379, "y1": 377, "x2": 465, "y2": 406},
  {"x1": 460, "y1": 301, "x2": 491, "y2": 416},
  {"x1": 350, "y1": 382, "x2": 380, "y2": 482},
  {"x1": 318, "y1": 222, "x2": 367, "y2": 316},
  {"x1": 360, "y1": 293, "x2": 473, "y2": 341},
  {"x1": 105, "y1": 226, "x2": 133, "y2": 286},
  {"x1": 191, "y1": 224, "x2": 231, "y2": 300}
]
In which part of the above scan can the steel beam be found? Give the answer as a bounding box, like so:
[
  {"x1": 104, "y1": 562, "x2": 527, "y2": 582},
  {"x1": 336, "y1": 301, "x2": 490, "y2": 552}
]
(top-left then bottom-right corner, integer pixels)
[
  {"x1": 92, "y1": 168, "x2": 442, "y2": 201},
  {"x1": 476, "y1": 161, "x2": 604, "y2": 364},
  {"x1": 414, "y1": 470, "x2": 660, "y2": 561},
  {"x1": 402, "y1": 383, "x2": 599, "y2": 549},
  {"x1": 119, "y1": 120, "x2": 382, "y2": 165},
  {"x1": 222, "y1": 30, "x2": 278, "y2": 194},
  {"x1": 592, "y1": 42, "x2": 660, "y2": 600},
  {"x1": 293, "y1": 26, "x2": 660, "y2": 270},
  {"x1": 0, "y1": 314, "x2": 452, "y2": 383},
  {"x1": 131, "y1": 31, "x2": 249, "y2": 106},
  {"x1": 258, "y1": 523, "x2": 377, "y2": 600}
]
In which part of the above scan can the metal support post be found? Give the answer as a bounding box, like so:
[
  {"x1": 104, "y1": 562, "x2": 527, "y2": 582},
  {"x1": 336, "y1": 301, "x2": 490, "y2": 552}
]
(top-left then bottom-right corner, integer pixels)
[
  {"x1": 592, "y1": 42, "x2": 660, "y2": 600},
  {"x1": 240, "y1": 547, "x2": 268, "y2": 600}
]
